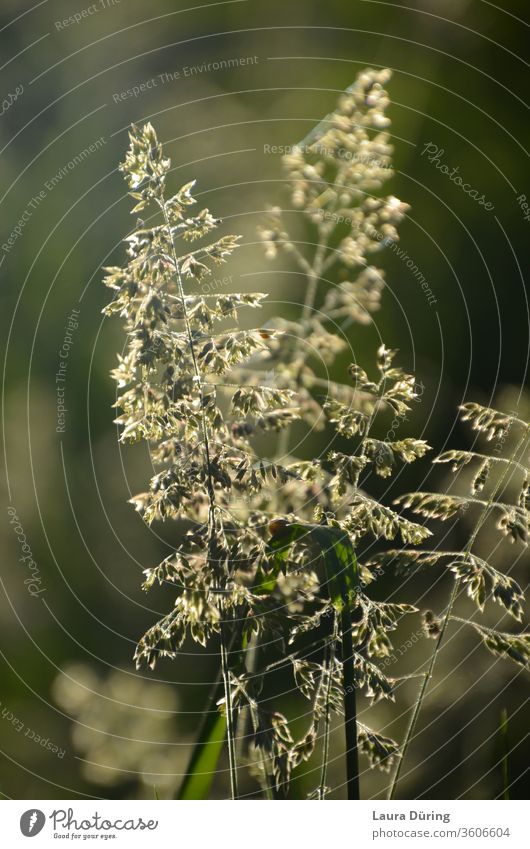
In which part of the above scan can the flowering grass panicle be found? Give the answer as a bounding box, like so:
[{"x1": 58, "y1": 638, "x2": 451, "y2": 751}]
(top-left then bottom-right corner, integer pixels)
[
  {"x1": 104, "y1": 122, "x2": 313, "y2": 798},
  {"x1": 254, "y1": 69, "x2": 435, "y2": 799},
  {"x1": 102, "y1": 72, "x2": 529, "y2": 801}
]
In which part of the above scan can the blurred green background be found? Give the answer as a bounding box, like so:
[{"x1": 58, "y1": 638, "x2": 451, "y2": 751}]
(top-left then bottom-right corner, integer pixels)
[{"x1": 1, "y1": 0, "x2": 529, "y2": 799}]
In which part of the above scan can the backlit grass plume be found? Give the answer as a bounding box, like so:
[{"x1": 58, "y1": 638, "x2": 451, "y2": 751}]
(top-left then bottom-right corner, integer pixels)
[
  {"x1": 102, "y1": 73, "x2": 528, "y2": 801},
  {"x1": 103, "y1": 122, "x2": 311, "y2": 798},
  {"x1": 253, "y1": 69, "x2": 434, "y2": 799}
]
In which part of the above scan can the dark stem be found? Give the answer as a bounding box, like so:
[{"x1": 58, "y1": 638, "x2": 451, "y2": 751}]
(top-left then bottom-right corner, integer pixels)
[
  {"x1": 340, "y1": 606, "x2": 360, "y2": 800},
  {"x1": 500, "y1": 708, "x2": 510, "y2": 801}
]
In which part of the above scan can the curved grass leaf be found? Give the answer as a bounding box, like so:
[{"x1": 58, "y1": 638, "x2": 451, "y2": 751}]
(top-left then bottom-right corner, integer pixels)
[{"x1": 178, "y1": 702, "x2": 227, "y2": 800}]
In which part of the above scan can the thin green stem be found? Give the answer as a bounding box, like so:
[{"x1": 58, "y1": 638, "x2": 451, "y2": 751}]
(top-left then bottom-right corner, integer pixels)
[
  {"x1": 160, "y1": 197, "x2": 239, "y2": 800},
  {"x1": 275, "y1": 160, "x2": 350, "y2": 461},
  {"x1": 318, "y1": 613, "x2": 337, "y2": 799},
  {"x1": 341, "y1": 605, "x2": 360, "y2": 800},
  {"x1": 434, "y1": 451, "x2": 530, "y2": 476},
  {"x1": 219, "y1": 617, "x2": 239, "y2": 800},
  {"x1": 236, "y1": 633, "x2": 258, "y2": 764},
  {"x1": 388, "y1": 424, "x2": 530, "y2": 800},
  {"x1": 276, "y1": 238, "x2": 330, "y2": 460},
  {"x1": 450, "y1": 615, "x2": 496, "y2": 633}
]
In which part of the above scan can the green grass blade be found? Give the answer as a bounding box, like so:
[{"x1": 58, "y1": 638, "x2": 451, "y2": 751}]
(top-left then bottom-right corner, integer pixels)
[
  {"x1": 178, "y1": 706, "x2": 227, "y2": 800},
  {"x1": 178, "y1": 623, "x2": 248, "y2": 800}
]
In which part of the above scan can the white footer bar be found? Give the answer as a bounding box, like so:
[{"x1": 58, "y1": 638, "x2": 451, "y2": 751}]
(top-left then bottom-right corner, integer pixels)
[{"x1": 3, "y1": 800, "x2": 527, "y2": 848}]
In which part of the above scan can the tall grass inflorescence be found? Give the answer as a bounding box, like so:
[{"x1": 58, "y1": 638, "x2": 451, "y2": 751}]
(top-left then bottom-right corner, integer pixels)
[
  {"x1": 103, "y1": 123, "x2": 308, "y2": 798},
  {"x1": 103, "y1": 71, "x2": 529, "y2": 800},
  {"x1": 256, "y1": 68, "x2": 433, "y2": 798}
]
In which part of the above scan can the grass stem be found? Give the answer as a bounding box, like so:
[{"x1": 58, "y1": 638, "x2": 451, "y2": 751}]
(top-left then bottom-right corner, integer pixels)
[
  {"x1": 318, "y1": 615, "x2": 337, "y2": 799},
  {"x1": 388, "y1": 424, "x2": 530, "y2": 799},
  {"x1": 341, "y1": 606, "x2": 360, "y2": 800},
  {"x1": 219, "y1": 616, "x2": 239, "y2": 799},
  {"x1": 160, "y1": 197, "x2": 239, "y2": 799},
  {"x1": 500, "y1": 708, "x2": 510, "y2": 800}
]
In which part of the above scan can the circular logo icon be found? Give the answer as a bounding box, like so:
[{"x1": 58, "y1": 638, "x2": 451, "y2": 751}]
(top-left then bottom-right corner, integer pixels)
[{"x1": 20, "y1": 810, "x2": 46, "y2": 837}]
